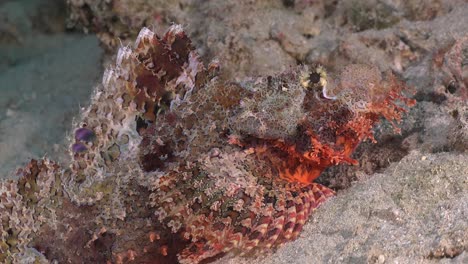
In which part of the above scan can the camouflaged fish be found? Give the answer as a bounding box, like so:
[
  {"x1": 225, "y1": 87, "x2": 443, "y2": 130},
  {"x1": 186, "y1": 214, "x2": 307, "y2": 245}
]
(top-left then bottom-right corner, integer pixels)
[{"x1": 0, "y1": 25, "x2": 414, "y2": 264}]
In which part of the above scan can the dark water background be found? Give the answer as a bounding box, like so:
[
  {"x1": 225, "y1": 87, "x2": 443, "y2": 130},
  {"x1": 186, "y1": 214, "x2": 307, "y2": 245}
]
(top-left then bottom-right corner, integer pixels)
[{"x1": 0, "y1": 0, "x2": 103, "y2": 178}]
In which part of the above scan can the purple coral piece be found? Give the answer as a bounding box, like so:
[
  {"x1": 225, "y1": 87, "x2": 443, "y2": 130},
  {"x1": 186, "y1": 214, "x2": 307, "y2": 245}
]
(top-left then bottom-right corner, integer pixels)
[
  {"x1": 75, "y1": 128, "x2": 95, "y2": 142},
  {"x1": 72, "y1": 143, "x2": 87, "y2": 153}
]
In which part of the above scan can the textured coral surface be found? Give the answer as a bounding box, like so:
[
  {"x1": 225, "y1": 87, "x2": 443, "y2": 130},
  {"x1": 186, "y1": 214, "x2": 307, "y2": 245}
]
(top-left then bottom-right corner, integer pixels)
[{"x1": 0, "y1": 24, "x2": 414, "y2": 263}]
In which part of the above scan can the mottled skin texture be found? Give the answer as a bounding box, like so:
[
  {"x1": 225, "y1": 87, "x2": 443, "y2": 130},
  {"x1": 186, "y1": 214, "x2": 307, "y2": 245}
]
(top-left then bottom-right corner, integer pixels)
[{"x1": 0, "y1": 26, "x2": 413, "y2": 263}]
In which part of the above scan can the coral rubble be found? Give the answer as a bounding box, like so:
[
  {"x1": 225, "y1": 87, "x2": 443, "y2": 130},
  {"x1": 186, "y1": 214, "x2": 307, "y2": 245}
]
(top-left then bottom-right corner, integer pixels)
[{"x1": 0, "y1": 26, "x2": 413, "y2": 263}]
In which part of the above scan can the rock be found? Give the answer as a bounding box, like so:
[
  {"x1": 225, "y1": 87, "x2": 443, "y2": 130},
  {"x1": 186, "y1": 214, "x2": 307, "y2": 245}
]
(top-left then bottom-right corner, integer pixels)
[{"x1": 216, "y1": 151, "x2": 468, "y2": 263}]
